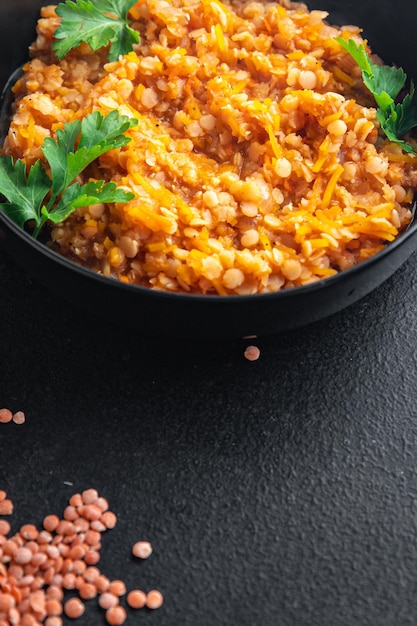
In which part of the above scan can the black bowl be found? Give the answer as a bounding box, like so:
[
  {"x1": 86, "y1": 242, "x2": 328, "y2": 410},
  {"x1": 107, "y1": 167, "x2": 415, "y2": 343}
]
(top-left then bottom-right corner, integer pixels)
[{"x1": 1, "y1": 0, "x2": 416, "y2": 339}]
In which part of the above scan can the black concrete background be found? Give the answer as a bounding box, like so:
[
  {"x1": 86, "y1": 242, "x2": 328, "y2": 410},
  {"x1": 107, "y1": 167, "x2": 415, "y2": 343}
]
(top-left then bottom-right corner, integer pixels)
[{"x1": 2, "y1": 1, "x2": 417, "y2": 625}]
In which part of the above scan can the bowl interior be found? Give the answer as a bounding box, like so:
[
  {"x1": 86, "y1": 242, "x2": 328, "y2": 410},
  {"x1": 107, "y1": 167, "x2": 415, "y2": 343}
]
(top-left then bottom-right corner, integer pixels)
[{"x1": 1, "y1": 0, "x2": 417, "y2": 338}]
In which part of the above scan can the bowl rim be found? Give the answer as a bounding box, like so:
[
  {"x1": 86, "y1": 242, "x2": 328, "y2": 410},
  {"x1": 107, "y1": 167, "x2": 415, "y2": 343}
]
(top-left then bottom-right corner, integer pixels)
[{"x1": 1, "y1": 207, "x2": 416, "y2": 304}]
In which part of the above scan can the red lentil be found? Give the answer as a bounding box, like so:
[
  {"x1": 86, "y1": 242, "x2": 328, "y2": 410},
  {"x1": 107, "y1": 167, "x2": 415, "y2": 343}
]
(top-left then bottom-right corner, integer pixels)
[
  {"x1": 43, "y1": 516, "x2": 60, "y2": 533},
  {"x1": 108, "y1": 580, "x2": 126, "y2": 597},
  {"x1": 105, "y1": 605, "x2": 127, "y2": 625},
  {"x1": 45, "y1": 598, "x2": 62, "y2": 615},
  {"x1": 132, "y1": 541, "x2": 153, "y2": 559},
  {"x1": 244, "y1": 345, "x2": 261, "y2": 361},
  {"x1": 146, "y1": 589, "x2": 164, "y2": 610},
  {"x1": 12, "y1": 411, "x2": 26, "y2": 425},
  {"x1": 98, "y1": 592, "x2": 119, "y2": 610},
  {"x1": 45, "y1": 617, "x2": 63, "y2": 626},
  {"x1": 79, "y1": 581, "x2": 97, "y2": 600},
  {"x1": 84, "y1": 549, "x2": 101, "y2": 565},
  {"x1": 0, "y1": 409, "x2": 13, "y2": 424},
  {"x1": 83, "y1": 566, "x2": 100, "y2": 583},
  {"x1": 0, "y1": 500, "x2": 13, "y2": 515},
  {"x1": 81, "y1": 489, "x2": 99, "y2": 505},
  {"x1": 64, "y1": 597, "x2": 85, "y2": 619},
  {"x1": 100, "y1": 512, "x2": 117, "y2": 529},
  {"x1": 126, "y1": 589, "x2": 147, "y2": 609},
  {"x1": 20, "y1": 525, "x2": 39, "y2": 541},
  {"x1": 0, "y1": 489, "x2": 163, "y2": 623},
  {"x1": 0, "y1": 593, "x2": 15, "y2": 611}
]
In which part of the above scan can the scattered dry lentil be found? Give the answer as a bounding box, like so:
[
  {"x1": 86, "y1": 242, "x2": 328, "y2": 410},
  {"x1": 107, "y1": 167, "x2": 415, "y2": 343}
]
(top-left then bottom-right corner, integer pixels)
[
  {"x1": 64, "y1": 597, "x2": 85, "y2": 619},
  {"x1": 107, "y1": 580, "x2": 126, "y2": 597},
  {"x1": 0, "y1": 408, "x2": 26, "y2": 425},
  {"x1": 244, "y1": 345, "x2": 261, "y2": 361},
  {"x1": 146, "y1": 590, "x2": 164, "y2": 610},
  {"x1": 126, "y1": 590, "x2": 147, "y2": 609},
  {"x1": 98, "y1": 592, "x2": 119, "y2": 610},
  {"x1": 106, "y1": 605, "x2": 127, "y2": 625},
  {"x1": 0, "y1": 499, "x2": 14, "y2": 515},
  {"x1": 132, "y1": 541, "x2": 153, "y2": 559},
  {"x1": 0, "y1": 409, "x2": 13, "y2": 424},
  {"x1": 0, "y1": 489, "x2": 163, "y2": 624},
  {"x1": 12, "y1": 411, "x2": 26, "y2": 425}
]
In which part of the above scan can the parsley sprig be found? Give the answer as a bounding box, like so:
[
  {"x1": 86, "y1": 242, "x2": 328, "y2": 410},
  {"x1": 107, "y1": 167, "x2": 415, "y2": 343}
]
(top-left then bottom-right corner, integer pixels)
[
  {"x1": 336, "y1": 37, "x2": 417, "y2": 153},
  {"x1": 0, "y1": 110, "x2": 138, "y2": 238},
  {"x1": 53, "y1": 0, "x2": 140, "y2": 62}
]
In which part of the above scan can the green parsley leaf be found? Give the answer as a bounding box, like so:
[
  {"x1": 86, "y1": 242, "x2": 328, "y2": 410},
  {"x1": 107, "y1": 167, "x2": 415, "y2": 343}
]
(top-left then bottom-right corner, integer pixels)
[
  {"x1": 335, "y1": 37, "x2": 417, "y2": 153},
  {"x1": 0, "y1": 159, "x2": 50, "y2": 229},
  {"x1": 336, "y1": 37, "x2": 407, "y2": 103},
  {"x1": 42, "y1": 110, "x2": 136, "y2": 196},
  {"x1": 335, "y1": 38, "x2": 373, "y2": 77},
  {"x1": 53, "y1": 0, "x2": 140, "y2": 62},
  {"x1": 387, "y1": 84, "x2": 417, "y2": 136},
  {"x1": 49, "y1": 180, "x2": 134, "y2": 223},
  {"x1": 41, "y1": 119, "x2": 82, "y2": 197},
  {"x1": 0, "y1": 110, "x2": 138, "y2": 238}
]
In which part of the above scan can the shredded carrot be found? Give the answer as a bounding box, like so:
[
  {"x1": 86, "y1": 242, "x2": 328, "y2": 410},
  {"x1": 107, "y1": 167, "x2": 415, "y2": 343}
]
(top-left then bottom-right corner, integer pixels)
[{"x1": 321, "y1": 165, "x2": 345, "y2": 209}]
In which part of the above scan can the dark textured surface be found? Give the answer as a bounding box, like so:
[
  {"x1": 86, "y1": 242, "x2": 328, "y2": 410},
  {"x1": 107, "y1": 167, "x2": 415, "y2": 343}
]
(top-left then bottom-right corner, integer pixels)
[
  {"x1": 3, "y1": 240, "x2": 417, "y2": 626},
  {"x1": 2, "y1": 1, "x2": 417, "y2": 625}
]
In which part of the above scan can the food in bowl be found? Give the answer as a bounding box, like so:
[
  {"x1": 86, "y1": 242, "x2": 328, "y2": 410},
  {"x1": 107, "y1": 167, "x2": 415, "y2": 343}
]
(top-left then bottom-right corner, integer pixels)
[{"x1": 1, "y1": 0, "x2": 417, "y2": 296}]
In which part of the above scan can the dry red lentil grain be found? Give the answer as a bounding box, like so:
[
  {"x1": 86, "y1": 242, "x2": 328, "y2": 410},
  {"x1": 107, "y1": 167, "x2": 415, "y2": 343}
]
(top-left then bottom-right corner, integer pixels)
[
  {"x1": 9, "y1": 607, "x2": 20, "y2": 623},
  {"x1": 62, "y1": 573, "x2": 77, "y2": 590},
  {"x1": 63, "y1": 506, "x2": 78, "y2": 522},
  {"x1": 95, "y1": 574, "x2": 110, "y2": 593},
  {"x1": 45, "y1": 617, "x2": 63, "y2": 626},
  {"x1": 0, "y1": 592, "x2": 15, "y2": 611},
  {"x1": 83, "y1": 566, "x2": 100, "y2": 582},
  {"x1": 45, "y1": 598, "x2": 63, "y2": 615},
  {"x1": 98, "y1": 591, "x2": 119, "y2": 610},
  {"x1": 82, "y1": 489, "x2": 99, "y2": 504},
  {"x1": 244, "y1": 345, "x2": 261, "y2": 361},
  {"x1": 108, "y1": 579, "x2": 126, "y2": 597},
  {"x1": 80, "y1": 504, "x2": 102, "y2": 521},
  {"x1": 90, "y1": 519, "x2": 106, "y2": 532},
  {"x1": 146, "y1": 589, "x2": 164, "y2": 610},
  {"x1": 72, "y1": 559, "x2": 87, "y2": 576},
  {"x1": 96, "y1": 498, "x2": 109, "y2": 512},
  {"x1": 100, "y1": 512, "x2": 117, "y2": 529},
  {"x1": 84, "y1": 529, "x2": 101, "y2": 546},
  {"x1": 69, "y1": 494, "x2": 83, "y2": 508},
  {"x1": 14, "y1": 547, "x2": 33, "y2": 564},
  {"x1": 68, "y1": 545, "x2": 85, "y2": 560},
  {"x1": 132, "y1": 541, "x2": 153, "y2": 559},
  {"x1": 84, "y1": 549, "x2": 100, "y2": 565},
  {"x1": 79, "y1": 581, "x2": 97, "y2": 599},
  {"x1": 12, "y1": 411, "x2": 26, "y2": 425},
  {"x1": 64, "y1": 597, "x2": 85, "y2": 619},
  {"x1": 105, "y1": 604, "x2": 127, "y2": 626},
  {"x1": 20, "y1": 524, "x2": 39, "y2": 540},
  {"x1": 46, "y1": 586, "x2": 64, "y2": 601},
  {"x1": 0, "y1": 409, "x2": 13, "y2": 423},
  {"x1": 0, "y1": 488, "x2": 162, "y2": 623},
  {"x1": 126, "y1": 589, "x2": 147, "y2": 609},
  {"x1": 0, "y1": 499, "x2": 14, "y2": 515}
]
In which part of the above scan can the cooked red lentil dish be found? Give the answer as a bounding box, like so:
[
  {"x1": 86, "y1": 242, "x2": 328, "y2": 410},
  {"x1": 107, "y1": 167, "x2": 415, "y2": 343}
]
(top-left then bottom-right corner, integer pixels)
[{"x1": 2, "y1": 0, "x2": 417, "y2": 295}]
